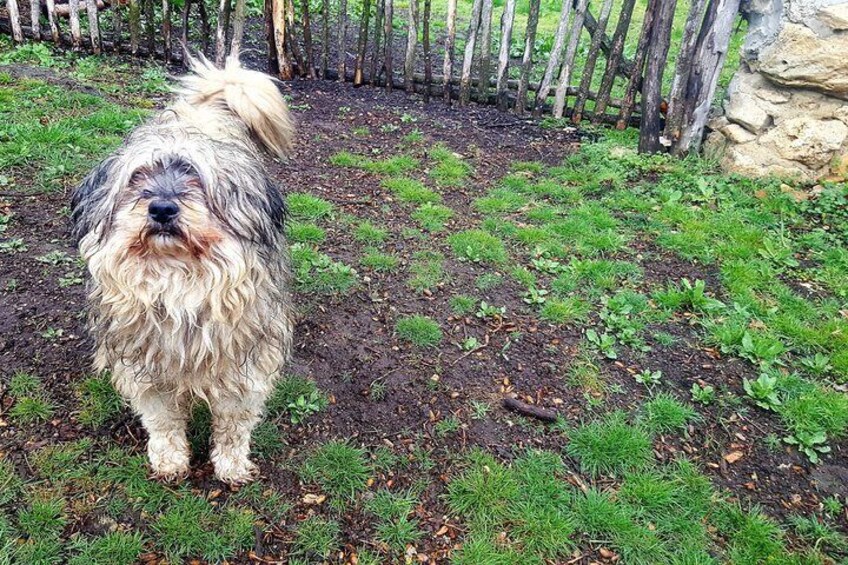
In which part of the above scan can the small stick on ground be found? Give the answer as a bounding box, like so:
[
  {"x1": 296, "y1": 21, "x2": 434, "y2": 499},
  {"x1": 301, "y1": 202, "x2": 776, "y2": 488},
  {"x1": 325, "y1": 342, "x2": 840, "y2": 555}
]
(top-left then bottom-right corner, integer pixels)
[{"x1": 502, "y1": 396, "x2": 558, "y2": 423}]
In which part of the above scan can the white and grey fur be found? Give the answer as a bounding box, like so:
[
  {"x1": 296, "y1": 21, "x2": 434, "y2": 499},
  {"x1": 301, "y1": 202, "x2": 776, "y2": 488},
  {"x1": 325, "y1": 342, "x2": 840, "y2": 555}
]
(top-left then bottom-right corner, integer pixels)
[{"x1": 71, "y1": 53, "x2": 294, "y2": 484}]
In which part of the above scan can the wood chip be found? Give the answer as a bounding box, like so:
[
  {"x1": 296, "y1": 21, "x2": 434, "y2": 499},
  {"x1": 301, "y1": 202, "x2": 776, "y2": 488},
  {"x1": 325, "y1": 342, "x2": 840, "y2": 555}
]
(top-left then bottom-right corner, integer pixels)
[{"x1": 724, "y1": 451, "x2": 744, "y2": 464}]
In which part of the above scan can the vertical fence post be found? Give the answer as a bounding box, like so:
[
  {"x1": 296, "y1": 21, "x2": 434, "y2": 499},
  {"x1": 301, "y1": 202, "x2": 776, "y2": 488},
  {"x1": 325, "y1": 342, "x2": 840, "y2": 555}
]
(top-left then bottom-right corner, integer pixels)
[
  {"x1": 272, "y1": 0, "x2": 293, "y2": 78},
  {"x1": 370, "y1": 0, "x2": 384, "y2": 85},
  {"x1": 593, "y1": 0, "x2": 637, "y2": 120},
  {"x1": 353, "y1": 0, "x2": 372, "y2": 85},
  {"x1": 663, "y1": 0, "x2": 708, "y2": 146},
  {"x1": 29, "y1": 0, "x2": 41, "y2": 39},
  {"x1": 128, "y1": 0, "x2": 140, "y2": 54},
  {"x1": 46, "y1": 0, "x2": 60, "y2": 43},
  {"x1": 533, "y1": 0, "x2": 572, "y2": 116},
  {"x1": 230, "y1": 0, "x2": 247, "y2": 56},
  {"x1": 87, "y1": 0, "x2": 103, "y2": 53},
  {"x1": 285, "y1": 0, "x2": 306, "y2": 75},
  {"x1": 199, "y1": 0, "x2": 210, "y2": 54},
  {"x1": 495, "y1": 0, "x2": 515, "y2": 110},
  {"x1": 422, "y1": 0, "x2": 432, "y2": 101},
  {"x1": 161, "y1": 0, "x2": 171, "y2": 58},
  {"x1": 638, "y1": 0, "x2": 677, "y2": 152},
  {"x1": 552, "y1": 0, "x2": 587, "y2": 118},
  {"x1": 476, "y1": 0, "x2": 493, "y2": 102},
  {"x1": 404, "y1": 0, "x2": 419, "y2": 93},
  {"x1": 514, "y1": 0, "x2": 540, "y2": 114},
  {"x1": 383, "y1": 0, "x2": 393, "y2": 89},
  {"x1": 337, "y1": 0, "x2": 348, "y2": 81},
  {"x1": 144, "y1": 0, "x2": 155, "y2": 53},
  {"x1": 215, "y1": 0, "x2": 232, "y2": 65},
  {"x1": 443, "y1": 0, "x2": 457, "y2": 103},
  {"x1": 617, "y1": 0, "x2": 657, "y2": 129},
  {"x1": 113, "y1": 0, "x2": 123, "y2": 51},
  {"x1": 571, "y1": 0, "x2": 614, "y2": 123},
  {"x1": 671, "y1": 0, "x2": 742, "y2": 155},
  {"x1": 321, "y1": 0, "x2": 330, "y2": 78},
  {"x1": 69, "y1": 0, "x2": 83, "y2": 49},
  {"x1": 458, "y1": 0, "x2": 482, "y2": 105},
  {"x1": 181, "y1": 0, "x2": 193, "y2": 65},
  {"x1": 7, "y1": 0, "x2": 23, "y2": 42},
  {"x1": 302, "y1": 0, "x2": 316, "y2": 77}
]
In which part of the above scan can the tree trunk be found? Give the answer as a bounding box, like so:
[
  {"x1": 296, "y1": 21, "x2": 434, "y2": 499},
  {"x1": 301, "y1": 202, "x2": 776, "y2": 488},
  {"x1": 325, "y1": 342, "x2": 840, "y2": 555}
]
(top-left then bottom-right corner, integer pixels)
[
  {"x1": 160, "y1": 0, "x2": 170, "y2": 59},
  {"x1": 230, "y1": 0, "x2": 247, "y2": 56},
  {"x1": 285, "y1": 0, "x2": 306, "y2": 75},
  {"x1": 495, "y1": 0, "x2": 515, "y2": 111},
  {"x1": 369, "y1": 0, "x2": 384, "y2": 85},
  {"x1": 572, "y1": 0, "x2": 614, "y2": 123},
  {"x1": 458, "y1": 0, "x2": 482, "y2": 104},
  {"x1": 144, "y1": 0, "x2": 154, "y2": 53},
  {"x1": 404, "y1": 0, "x2": 419, "y2": 93},
  {"x1": 128, "y1": 0, "x2": 140, "y2": 54},
  {"x1": 552, "y1": 0, "x2": 588, "y2": 118},
  {"x1": 663, "y1": 0, "x2": 708, "y2": 146},
  {"x1": 592, "y1": 0, "x2": 637, "y2": 120},
  {"x1": 671, "y1": 0, "x2": 741, "y2": 155},
  {"x1": 215, "y1": 0, "x2": 231, "y2": 65},
  {"x1": 514, "y1": 0, "x2": 540, "y2": 114},
  {"x1": 353, "y1": 0, "x2": 372, "y2": 85},
  {"x1": 180, "y1": 0, "x2": 192, "y2": 66},
  {"x1": 476, "y1": 0, "x2": 493, "y2": 102},
  {"x1": 69, "y1": 0, "x2": 82, "y2": 49},
  {"x1": 532, "y1": 0, "x2": 572, "y2": 116},
  {"x1": 266, "y1": 0, "x2": 279, "y2": 74},
  {"x1": 6, "y1": 0, "x2": 23, "y2": 42},
  {"x1": 638, "y1": 0, "x2": 677, "y2": 153},
  {"x1": 301, "y1": 0, "x2": 316, "y2": 77},
  {"x1": 29, "y1": 0, "x2": 40, "y2": 39},
  {"x1": 442, "y1": 0, "x2": 457, "y2": 103},
  {"x1": 337, "y1": 0, "x2": 348, "y2": 81},
  {"x1": 321, "y1": 0, "x2": 330, "y2": 78},
  {"x1": 383, "y1": 0, "x2": 393, "y2": 90},
  {"x1": 616, "y1": 0, "x2": 658, "y2": 129},
  {"x1": 272, "y1": 0, "x2": 293, "y2": 78},
  {"x1": 112, "y1": 0, "x2": 122, "y2": 50},
  {"x1": 198, "y1": 0, "x2": 210, "y2": 55},
  {"x1": 422, "y1": 0, "x2": 432, "y2": 101}
]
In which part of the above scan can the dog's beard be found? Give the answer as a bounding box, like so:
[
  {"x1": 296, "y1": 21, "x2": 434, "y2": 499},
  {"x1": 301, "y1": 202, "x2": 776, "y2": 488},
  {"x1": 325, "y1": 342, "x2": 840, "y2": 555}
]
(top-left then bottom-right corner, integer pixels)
[{"x1": 118, "y1": 201, "x2": 225, "y2": 260}]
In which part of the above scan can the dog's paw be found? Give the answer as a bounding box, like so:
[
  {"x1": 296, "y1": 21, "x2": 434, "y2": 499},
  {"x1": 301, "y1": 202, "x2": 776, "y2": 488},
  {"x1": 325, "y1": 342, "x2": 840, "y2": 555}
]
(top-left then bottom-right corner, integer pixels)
[
  {"x1": 213, "y1": 455, "x2": 258, "y2": 486},
  {"x1": 148, "y1": 446, "x2": 190, "y2": 482}
]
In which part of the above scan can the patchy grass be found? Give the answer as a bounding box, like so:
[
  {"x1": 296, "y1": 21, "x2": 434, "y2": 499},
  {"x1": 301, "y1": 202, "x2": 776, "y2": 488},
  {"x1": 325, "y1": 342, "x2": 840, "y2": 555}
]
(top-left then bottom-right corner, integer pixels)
[{"x1": 396, "y1": 315, "x2": 443, "y2": 347}]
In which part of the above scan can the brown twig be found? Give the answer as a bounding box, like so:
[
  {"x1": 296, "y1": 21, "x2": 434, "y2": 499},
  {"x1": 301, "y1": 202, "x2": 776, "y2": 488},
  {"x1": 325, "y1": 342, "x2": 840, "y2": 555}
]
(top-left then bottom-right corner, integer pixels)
[{"x1": 502, "y1": 396, "x2": 558, "y2": 423}]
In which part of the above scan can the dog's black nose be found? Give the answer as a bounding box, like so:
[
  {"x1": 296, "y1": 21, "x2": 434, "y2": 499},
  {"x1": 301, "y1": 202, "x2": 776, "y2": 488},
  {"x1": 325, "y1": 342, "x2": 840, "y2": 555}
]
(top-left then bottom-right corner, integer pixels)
[{"x1": 148, "y1": 200, "x2": 179, "y2": 224}]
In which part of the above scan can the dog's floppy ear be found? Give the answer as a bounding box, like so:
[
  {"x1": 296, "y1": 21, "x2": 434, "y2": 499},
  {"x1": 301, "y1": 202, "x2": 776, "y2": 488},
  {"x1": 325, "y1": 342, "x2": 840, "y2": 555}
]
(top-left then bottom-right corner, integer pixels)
[
  {"x1": 264, "y1": 177, "x2": 287, "y2": 234},
  {"x1": 71, "y1": 157, "x2": 115, "y2": 244}
]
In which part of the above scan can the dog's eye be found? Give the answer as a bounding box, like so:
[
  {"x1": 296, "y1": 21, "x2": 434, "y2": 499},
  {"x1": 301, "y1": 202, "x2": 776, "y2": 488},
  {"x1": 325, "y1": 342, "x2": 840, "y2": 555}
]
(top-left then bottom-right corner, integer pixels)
[{"x1": 140, "y1": 189, "x2": 154, "y2": 199}]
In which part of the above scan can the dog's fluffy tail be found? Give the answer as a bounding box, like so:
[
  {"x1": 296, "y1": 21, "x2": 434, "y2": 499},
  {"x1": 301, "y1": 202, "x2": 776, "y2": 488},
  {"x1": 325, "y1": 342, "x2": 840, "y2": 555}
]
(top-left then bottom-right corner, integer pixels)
[{"x1": 178, "y1": 52, "x2": 293, "y2": 158}]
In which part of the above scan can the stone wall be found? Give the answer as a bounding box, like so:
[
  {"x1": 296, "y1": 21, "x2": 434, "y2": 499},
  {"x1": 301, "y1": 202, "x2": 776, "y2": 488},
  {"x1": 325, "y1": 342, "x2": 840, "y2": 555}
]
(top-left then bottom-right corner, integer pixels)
[{"x1": 706, "y1": 0, "x2": 848, "y2": 180}]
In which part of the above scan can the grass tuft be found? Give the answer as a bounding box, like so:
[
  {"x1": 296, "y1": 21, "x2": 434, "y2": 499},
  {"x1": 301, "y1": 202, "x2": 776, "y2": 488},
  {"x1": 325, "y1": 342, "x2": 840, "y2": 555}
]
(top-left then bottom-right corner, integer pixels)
[
  {"x1": 566, "y1": 412, "x2": 653, "y2": 477},
  {"x1": 396, "y1": 315, "x2": 443, "y2": 347}
]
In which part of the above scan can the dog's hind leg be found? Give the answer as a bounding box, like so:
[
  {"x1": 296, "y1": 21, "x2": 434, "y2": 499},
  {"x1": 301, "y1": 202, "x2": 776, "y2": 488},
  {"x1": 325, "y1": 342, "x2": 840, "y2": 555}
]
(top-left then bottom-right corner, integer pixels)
[
  {"x1": 114, "y1": 375, "x2": 191, "y2": 480},
  {"x1": 209, "y1": 390, "x2": 265, "y2": 485}
]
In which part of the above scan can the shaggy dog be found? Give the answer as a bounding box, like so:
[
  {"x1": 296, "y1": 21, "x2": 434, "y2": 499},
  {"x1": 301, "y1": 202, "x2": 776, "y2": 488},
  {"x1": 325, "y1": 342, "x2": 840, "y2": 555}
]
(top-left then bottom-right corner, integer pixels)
[{"x1": 70, "y1": 54, "x2": 294, "y2": 485}]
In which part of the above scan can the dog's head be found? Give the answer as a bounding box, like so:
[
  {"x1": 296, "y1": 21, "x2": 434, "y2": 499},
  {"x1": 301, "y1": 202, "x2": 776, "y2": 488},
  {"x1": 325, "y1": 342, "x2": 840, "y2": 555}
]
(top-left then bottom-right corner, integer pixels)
[{"x1": 71, "y1": 148, "x2": 286, "y2": 263}]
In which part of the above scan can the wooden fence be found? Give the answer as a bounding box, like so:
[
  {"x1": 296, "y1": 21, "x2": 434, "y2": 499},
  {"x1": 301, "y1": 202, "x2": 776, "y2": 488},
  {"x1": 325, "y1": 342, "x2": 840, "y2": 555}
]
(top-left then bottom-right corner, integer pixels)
[{"x1": 0, "y1": 0, "x2": 741, "y2": 154}]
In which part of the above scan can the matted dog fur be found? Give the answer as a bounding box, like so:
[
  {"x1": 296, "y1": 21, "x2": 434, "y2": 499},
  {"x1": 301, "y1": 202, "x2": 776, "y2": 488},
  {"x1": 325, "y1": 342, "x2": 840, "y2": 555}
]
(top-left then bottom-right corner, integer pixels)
[{"x1": 71, "y1": 53, "x2": 294, "y2": 484}]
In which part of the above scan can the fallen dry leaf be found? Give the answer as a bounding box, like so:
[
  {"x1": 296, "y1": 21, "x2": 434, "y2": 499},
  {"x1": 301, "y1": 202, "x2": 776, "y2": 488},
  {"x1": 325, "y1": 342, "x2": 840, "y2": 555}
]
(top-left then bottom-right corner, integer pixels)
[{"x1": 724, "y1": 451, "x2": 744, "y2": 464}]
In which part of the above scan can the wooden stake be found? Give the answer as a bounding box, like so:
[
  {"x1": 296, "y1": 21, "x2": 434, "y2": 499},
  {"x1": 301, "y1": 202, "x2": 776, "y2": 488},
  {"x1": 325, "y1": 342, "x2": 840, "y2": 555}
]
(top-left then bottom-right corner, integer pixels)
[
  {"x1": 458, "y1": 0, "x2": 482, "y2": 105},
  {"x1": 285, "y1": 0, "x2": 306, "y2": 75},
  {"x1": 353, "y1": 0, "x2": 372, "y2": 85},
  {"x1": 514, "y1": 0, "x2": 540, "y2": 114},
  {"x1": 552, "y1": 0, "x2": 587, "y2": 118},
  {"x1": 532, "y1": 0, "x2": 572, "y2": 116},
  {"x1": 383, "y1": 0, "x2": 393, "y2": 90},
  {"x1": 301, "y1": 0, "x2": 316, "y2": 77},
  {"x1": 272, "y1": 0, "x2": 293, "y2": 78},
  {"x1": 46, "y1": 0, "x2": 60, "y2": 43},
  {"x1": 112, "y1": 0, "x2": 122, "y2": 50},
  {"x1": 616, "y1": 0, "x2": 657, "y2": 129},
  {"x1": 160, "y1": 0, "x2": 171, "y2": 59},
  {"x1": 229, "y1": 0, "x2": 246, "y2": 56},
  {"x1": 199, "y1": 0, "x2": 210, "y2": 55},
  {"x1": 337, "y1": 0, "x2": 348, "y2": 81},
  {"x1": 266, "y1": 0, "x2": 279, "y2": 73},
  {"x1": 404, "y1": 0, "x2": 419, "y2": 93},
  {"x1": 369, "y1": 0, "x2": 384, "y2": 85},
  {"x1": 87, "y1": 0, "x2": 102, "y2": 53},
  {"x1": 29, "y1": 0, "x2": 40, "y2": 40},
  {"x1": 69, "y1": 0, "x2": 82, "y2": 49},
  {"x1": 495, "y1": 0, "x2": 515, "y2": 111},
  {"x1": 321, "y1": 0, "x2": 330, "y2": 78},
  {"x1": 671, "y1": 0, "x2": 741, "y2": 155},
  {"x1": 476, "y1": 0, "x2": 493, "y2": 102},
  {"x1": 592, "y1": 0, "x2": 637, "y2": 120},
  {"x1": 215, "y1": 0, "x2": 231, "y2": 65},
  {"x1": 638, "y1": 0, "x2": 677, "y2": 153},
  {"x1": 572, "y1": 0, "x2": 614, "y2": 123},
  {"x1": 128, "y1": 0, "x2": 140, "y2": 54},
  {"x1": 144, "y1": 0, "x2": 154, "y2": 53},
  {"x1": 180, "y1": 0, "x2": 192, "y2": 65},
  {"x1": 442, "y1": 0, "x2": 457, "y2": 103},
  {"x1": 663, "y1": 0, "x2": 707, "y2": 145},
  {"x1": 6, "y1": 0, "x2": 23, "y2": 42},
  {"x1": 422, "y1": 0, "x2": 432, "y2": 101}
]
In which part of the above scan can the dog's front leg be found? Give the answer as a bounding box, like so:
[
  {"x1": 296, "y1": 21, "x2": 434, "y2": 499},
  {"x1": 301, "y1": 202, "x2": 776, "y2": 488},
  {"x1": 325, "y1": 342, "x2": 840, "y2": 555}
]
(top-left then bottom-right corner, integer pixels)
[
  {"x1": 209, "y1": 391, "x2": 264, "y2": 485},
  {"x1": 126, "y1": 387, "x2": 191, "y2": 480}
]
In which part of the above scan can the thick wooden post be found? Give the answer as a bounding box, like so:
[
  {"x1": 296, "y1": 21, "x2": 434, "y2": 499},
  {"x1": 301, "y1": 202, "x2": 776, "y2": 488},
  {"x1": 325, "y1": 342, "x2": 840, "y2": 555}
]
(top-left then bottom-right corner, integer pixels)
[
  {"x1": 514, "y1": 0, "x2": 540, "y2": 114},
  {"x1": 422, "y1": 0, "x2": 432, "y2": 101},
  {"x1": 369, "y1": 0, "x2": 384, "y2": 85},
  {"x1": 495, "y1": 0, "x2": 515, "y2": 110},
  {"x1": 215, "y1": 0, "x2": 231, "y2": 65},
  {"x1": 663, "y1": 0, "x2": 708, "y2": 145},
  {"x1": 476, "y1": 0, "x2": 493, "y2": 102},
  {"x1": 337, "y1": 0, "x2": 348, "y2": 80},
  {"x1": 671, "y1": 0, "x2": 742, "y2": 154},
  {"x1": 181, "y1": 0, "x2": 192, "y2": 65},
  {"x1": 285, "y1": 0, "x2": 306, "y2": 75},
  {"x1": 87, "y1": 0, "x2": 103, "y2": 53},
  {"x1": 112, "y1": 0, "x2": 123, "y2": 50},
  {"x1": 45, "y1": 0, "x2": 60, "y2": 43},
  {"x1": 160, "y1": 0, "x2": 171, "y2": 58},
  {"x1": 302, "y1": 0, "x2": 316, "y2": 77},
  {"x1": 321, "y1": 0, "x2": 330, "y2": 78},
  {"x1": 553, "y1": 0, "x2": 588, "y2": 118},
  {"x1": 230, "y1": 0, "x2": 247, "y2": 56},
  {"x1": 443, "y1": 0, "x2": 457, "y2": 103},
  {"x1": 353, "y1": 0, "x2": 372, "y2": 85},
  {"x1": 69, "y1": 0, "x2": 82, "y2": 49},
  {"x1": 128, "y1": 0, "x2": 141, "y2": 54},
  {"x1": 533, "y1": 0, "x2": 572, "y2": 116},
  {"x1": 29, "y1": 0, "x2": 40, "y2": 39},
  {"x1": 638, "y1": 0, "x2": 677, "y2": 153},
  {"x1": 458, "y1": 0, "x2": 482, "y2": 104},
  {"x1": 272, "y1": 0, "x2": 293, "y2": 78},
  {"x1": 404, "y1": 0, "x2": 419, "y2": 93},
  {"x1": 593, "y1": 0, "x2": 637, "y2": 120},
  {"x1": 383, "y1": 0, "x2": 393, "y2": 89},
  {"x1": 617, "y1": 0, "x2": 657, "y2": 129},
  {"x1": 6, "y1": 0, "x2": 23, "y2": 42},
  {"x1": 572, "y1": 0, "x2": 614, "y2": 123},
  {"x1": 144, "y1": 0, "x2": 154, "y2": 53}
]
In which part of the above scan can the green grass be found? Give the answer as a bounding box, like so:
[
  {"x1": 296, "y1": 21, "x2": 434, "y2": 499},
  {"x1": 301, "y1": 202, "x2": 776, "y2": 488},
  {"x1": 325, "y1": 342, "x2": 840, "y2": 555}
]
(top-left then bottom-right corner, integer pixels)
[
  {"x1": 354, "y1": 221, "x2": 389, "y2": 244},
  {"x1": 407, "y1": 251, "x2": 446, "y2": 292},
  {"x1": 639, "y1": 393, "x2": 699, "y2": 434},
  {"x1": 301, "y1": 441, "x2": 371, "y2": 502},
  {"x1": 412, "y1": 202, "x2": 454, "y2": 231},
  {"x1": 290, "y1": 243, "x2": 358, "y2": 294},
  {"x1": 566, "y1": 412, "x2": 653, "y2": 477},
  {"x1": 429, "y1": 145, "x2": 471, "y2": 186},
  {"x1": 449, "y1": 229, "x2": 508, "y2": 264},
  {"x1": 396, "y1": 315, "x2": 443, "y2": 347},
  {"x1": 539, "y1": 297, "x2": 591, "y2": 326},
  {"x1": 381, "y1": 177, "x2": 441, "y2": 204},
  {"x1": 360, "y1": 249, "x2": 400, "y2": 272},
  {"x1": 291, "y1": 516, "x2": 340, "y2": 559},
  {"x1": 287, "y1": 221, "x2": 326, "y2": 244},
  {"x1": 76, "y1": 373, "x2": 123, "y2": 427},
  {"x1": 286, "y1": 193, "x2": 334, "y2": 221}
]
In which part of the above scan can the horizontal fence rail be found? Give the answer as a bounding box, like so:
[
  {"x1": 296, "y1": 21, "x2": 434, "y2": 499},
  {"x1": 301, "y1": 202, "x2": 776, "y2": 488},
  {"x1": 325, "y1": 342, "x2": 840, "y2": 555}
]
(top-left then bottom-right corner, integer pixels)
[{"x1": 0, "y1": 0, "x2": 740, "y2": 154}]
